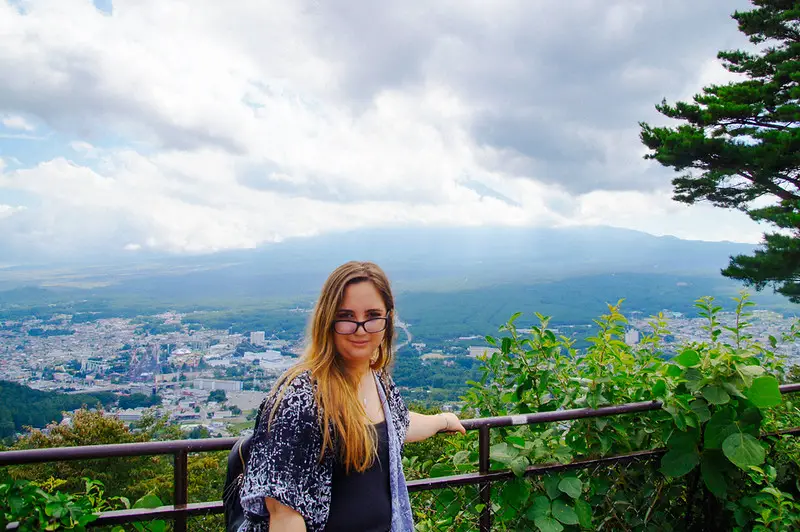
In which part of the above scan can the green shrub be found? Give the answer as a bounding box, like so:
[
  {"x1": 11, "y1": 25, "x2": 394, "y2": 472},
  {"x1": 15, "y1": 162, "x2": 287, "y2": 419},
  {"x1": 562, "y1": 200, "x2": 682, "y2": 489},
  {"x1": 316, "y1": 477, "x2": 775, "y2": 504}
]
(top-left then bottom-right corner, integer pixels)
[{"x1": 411, "y1": 293, "x2": 800, "y2": 531}]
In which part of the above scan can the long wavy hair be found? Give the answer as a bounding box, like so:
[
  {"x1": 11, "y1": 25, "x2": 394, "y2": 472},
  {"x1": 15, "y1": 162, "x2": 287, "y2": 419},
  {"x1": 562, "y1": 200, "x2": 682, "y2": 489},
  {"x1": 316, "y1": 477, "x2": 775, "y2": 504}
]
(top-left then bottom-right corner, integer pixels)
[{"x1": 268, "y1": 261, "x2": 396, "y2": 473}]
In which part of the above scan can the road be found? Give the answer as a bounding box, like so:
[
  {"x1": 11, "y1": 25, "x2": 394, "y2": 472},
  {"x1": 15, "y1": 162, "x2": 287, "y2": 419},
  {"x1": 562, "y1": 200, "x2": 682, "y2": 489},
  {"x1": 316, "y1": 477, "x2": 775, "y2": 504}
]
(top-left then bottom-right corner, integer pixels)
[{"x1": 394, "y1": 315, "x2": 413, "y2": 352}]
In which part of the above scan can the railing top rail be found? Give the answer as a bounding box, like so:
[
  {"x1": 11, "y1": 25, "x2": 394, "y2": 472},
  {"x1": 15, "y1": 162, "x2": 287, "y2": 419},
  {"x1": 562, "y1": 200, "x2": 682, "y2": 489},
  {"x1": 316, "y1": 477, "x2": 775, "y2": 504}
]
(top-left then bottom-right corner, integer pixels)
[
  {"x1": 0, "y1": 437, "x2": 238, "y2": 466},
  {"x1": 460, "y1": 400, "x2": 661, "y2": 431},
  {"x1": 461, "y1": 382, "x2": 800, "y2": 430},
  {"x1": 2, "y1": 383, "x2": 798, "y2": 466}
]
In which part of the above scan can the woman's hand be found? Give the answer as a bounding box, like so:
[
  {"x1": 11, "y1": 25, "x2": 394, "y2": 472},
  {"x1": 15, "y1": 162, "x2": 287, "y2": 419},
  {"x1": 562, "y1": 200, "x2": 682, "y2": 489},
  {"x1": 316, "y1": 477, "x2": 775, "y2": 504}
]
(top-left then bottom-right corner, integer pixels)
[
  {"x1": 437, "y1": 412, "x2": 466, "y2": 435},
  {"x1": 406, "y1": 411, "x2": 467, "y2": 442}
]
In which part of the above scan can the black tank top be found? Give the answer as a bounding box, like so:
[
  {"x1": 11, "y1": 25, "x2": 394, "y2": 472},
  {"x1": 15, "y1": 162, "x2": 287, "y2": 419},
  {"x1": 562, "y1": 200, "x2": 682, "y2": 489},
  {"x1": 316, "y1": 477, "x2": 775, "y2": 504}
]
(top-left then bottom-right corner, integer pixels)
[{"x1": 323, "y1": 421, "x2": 392, "y2": 532}]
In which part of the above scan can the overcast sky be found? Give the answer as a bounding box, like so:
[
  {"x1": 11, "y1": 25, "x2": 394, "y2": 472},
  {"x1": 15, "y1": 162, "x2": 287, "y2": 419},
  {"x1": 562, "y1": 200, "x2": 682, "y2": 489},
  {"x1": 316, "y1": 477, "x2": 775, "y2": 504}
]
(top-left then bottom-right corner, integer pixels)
[{"x1": 0, "y1": 0, "x2": 765, "y2": 262}]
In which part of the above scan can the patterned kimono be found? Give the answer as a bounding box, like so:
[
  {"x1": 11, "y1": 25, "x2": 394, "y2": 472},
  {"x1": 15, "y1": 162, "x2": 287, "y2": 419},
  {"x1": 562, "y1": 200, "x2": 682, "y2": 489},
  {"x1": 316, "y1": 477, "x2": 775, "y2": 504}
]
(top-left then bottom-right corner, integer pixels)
[{"x1": 238, "y1": 370, "x2": 414, "y2": 531}]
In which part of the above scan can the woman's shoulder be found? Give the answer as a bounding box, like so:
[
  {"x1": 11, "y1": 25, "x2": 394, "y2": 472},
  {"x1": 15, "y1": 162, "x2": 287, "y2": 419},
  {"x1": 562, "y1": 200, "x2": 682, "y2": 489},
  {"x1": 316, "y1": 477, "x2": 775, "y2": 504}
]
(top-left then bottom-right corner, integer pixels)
[
  {"x1": 376, "y1": 368, "x2": 398, "y2": 389},
  {"x1": 283, "y1": 369, "x2": 313, "y2": 391},
  {"x1": 257, "y1": 369, "x2": 316, "y2": 419},
  {"x1": 256, "y1": 370, "x2": 319, "y2": 434}
]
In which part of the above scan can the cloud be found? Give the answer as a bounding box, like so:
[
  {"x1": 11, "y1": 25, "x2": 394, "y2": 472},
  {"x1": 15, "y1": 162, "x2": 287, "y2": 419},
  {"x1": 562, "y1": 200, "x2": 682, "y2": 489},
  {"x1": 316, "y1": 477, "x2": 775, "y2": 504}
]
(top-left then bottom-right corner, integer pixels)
[
  {"x1": 0, "y1": 0, "x2": 766, "y2": 261},
  {"x1": 2, "y1": 114, "x2": 35, "y2": 131},
  {"x1": 0, "y1": 204, "x2": 25, "y2": 218}
]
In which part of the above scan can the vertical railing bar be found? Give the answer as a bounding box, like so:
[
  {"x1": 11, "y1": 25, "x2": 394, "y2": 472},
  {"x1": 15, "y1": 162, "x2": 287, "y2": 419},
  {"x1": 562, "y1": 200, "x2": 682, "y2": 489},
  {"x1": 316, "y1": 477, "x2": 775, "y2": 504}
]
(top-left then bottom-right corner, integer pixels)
[
  {"x1": 174, "y1": 450, "x2": 188, "y2": 532},
  {"x1": 479, "y1": 426, "x2": 491, "y2": 532}
]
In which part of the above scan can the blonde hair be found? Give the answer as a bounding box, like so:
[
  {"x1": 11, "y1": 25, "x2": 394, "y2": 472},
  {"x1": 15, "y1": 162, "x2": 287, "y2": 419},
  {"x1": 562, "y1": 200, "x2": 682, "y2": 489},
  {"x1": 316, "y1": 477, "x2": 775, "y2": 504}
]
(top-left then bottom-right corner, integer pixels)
[{"x1": 268, "y1": 261, "x2": 396, "y2": 473}]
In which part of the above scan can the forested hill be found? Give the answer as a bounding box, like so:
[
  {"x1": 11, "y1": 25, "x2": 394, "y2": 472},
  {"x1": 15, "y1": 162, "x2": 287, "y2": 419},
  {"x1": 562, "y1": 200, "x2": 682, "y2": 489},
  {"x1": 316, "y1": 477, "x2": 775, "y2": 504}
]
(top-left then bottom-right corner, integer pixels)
[{"x1": 0, "y1": 381, "x2": 116, "y2": 440}]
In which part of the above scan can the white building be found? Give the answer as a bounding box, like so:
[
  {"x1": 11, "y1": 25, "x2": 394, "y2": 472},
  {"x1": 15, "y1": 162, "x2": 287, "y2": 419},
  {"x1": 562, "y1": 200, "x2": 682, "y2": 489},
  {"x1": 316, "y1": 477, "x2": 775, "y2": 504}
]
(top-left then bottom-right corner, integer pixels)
[
  {"x1": 250, "y1": 331, "x2": 266, "y2": 345},
  {"x1": 193, "y1": 378, "x2": 243, "y2": 392},
  {"x1": 468, "y1": 346, "x2": 501, "y2": 358},
  {"x1": 625, "y1": 329, "x2": 640, "y2": 346}
]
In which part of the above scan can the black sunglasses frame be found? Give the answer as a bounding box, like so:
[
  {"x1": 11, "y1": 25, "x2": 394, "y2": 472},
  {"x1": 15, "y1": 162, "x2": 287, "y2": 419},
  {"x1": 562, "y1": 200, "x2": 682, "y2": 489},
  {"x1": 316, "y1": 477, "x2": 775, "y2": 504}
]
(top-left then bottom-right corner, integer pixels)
[{"x1": 332, "y1": 316, "x2": 390, "y2": 335}]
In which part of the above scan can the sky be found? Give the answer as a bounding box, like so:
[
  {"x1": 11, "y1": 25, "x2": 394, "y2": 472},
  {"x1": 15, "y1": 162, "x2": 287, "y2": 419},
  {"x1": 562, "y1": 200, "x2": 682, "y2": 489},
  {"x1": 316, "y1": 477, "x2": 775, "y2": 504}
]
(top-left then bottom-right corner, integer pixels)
[{"x1": 0, "y1": 0, "x2": 769, "y2": 263}]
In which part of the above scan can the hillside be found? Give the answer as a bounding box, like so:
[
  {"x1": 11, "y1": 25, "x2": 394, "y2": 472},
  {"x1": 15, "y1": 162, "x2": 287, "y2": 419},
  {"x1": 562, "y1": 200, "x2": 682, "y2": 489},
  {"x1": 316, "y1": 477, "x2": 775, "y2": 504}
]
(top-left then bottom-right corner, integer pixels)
[{"x1": 0, "y1": 381, "x2": 117, "y2": 439}]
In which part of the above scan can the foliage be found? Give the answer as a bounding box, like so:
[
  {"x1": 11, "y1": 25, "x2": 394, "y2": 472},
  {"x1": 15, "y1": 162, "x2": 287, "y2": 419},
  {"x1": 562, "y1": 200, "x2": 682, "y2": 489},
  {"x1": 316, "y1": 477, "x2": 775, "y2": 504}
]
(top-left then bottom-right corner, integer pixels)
[
  {"x1": 186, "y1": 425, "x2": 211, "y2": 439},
  {"x1": 207, "y1": 389, "x2": 227, "y2": 403},
  {"x1": 3, "y1": 409, "x2": 170, "y2": 501},
  {"x1": 0, "y1": 381, "x2": 116, "y2": 439},
  {"x1": 411, "y1": 292, "x2": 800, "y2": 531},
  {"x1": 117, "y1": 393, "x2": 161, "y2": 410},
  {"x1": 640, "y1": 0, "x2": 800, "y2": 301},
  {"x1": 0, "y1": 475, "x2": 166, "y2": 532}
]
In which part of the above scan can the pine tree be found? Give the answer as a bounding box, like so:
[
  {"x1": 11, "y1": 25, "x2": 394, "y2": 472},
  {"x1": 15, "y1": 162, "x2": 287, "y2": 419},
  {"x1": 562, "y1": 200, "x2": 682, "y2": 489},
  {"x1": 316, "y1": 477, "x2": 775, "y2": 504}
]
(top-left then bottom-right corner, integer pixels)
[{"x1": 640, "y1": 0, "x2": 800, "y2": 301}]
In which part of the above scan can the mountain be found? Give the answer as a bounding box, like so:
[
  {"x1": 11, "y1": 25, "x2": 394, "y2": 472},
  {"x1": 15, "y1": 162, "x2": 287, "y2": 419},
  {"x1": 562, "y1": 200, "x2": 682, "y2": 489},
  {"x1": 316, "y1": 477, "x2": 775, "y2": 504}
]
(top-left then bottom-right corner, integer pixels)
[{"x1": 0, "y1": 226, "x2": 758, "y2": 301}]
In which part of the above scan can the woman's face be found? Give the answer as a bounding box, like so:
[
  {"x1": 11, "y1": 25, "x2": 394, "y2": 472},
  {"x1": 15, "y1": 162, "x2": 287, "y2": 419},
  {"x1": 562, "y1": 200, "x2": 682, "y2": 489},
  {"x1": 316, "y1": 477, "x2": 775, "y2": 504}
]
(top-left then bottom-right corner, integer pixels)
[{"x1": 333, "y1": 281, "x2": 387, "y2": 369}]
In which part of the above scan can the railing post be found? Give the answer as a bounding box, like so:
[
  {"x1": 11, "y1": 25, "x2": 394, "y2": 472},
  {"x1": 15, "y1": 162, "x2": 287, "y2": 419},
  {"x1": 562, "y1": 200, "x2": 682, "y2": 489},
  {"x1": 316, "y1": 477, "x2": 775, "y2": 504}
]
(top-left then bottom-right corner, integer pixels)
[
  {"x1": 479, "y1": 426, "x2": 491, "y2": 532},
  {"x1": 174, "y1": 450, "x2": 188, "y2": 532}
]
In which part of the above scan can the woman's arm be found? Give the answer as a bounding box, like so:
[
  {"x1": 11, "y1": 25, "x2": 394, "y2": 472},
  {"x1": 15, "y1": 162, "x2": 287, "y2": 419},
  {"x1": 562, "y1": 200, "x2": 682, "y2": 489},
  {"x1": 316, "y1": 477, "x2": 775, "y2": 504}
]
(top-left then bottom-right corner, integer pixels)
[
  {"x1": 405, "y1": 411, "x2": 466, "y2": 443},
  {"x1": 265, "y1": 498, "x2": 306, "y2": 531}
]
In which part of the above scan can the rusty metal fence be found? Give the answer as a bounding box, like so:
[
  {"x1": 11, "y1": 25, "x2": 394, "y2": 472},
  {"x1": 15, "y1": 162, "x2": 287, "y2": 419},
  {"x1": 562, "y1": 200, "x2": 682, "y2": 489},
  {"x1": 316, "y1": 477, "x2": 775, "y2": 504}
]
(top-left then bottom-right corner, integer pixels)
[{"x1": 2, "y1": 382, "x2": 800, "y2": 531}]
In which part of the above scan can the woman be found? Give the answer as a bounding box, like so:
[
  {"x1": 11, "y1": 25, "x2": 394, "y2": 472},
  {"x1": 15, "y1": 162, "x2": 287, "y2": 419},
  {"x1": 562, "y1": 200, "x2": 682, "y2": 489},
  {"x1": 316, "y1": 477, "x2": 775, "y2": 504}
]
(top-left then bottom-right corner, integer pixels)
[{"x1": 239, "y1": 261, "x2": 466, "y2": 531}]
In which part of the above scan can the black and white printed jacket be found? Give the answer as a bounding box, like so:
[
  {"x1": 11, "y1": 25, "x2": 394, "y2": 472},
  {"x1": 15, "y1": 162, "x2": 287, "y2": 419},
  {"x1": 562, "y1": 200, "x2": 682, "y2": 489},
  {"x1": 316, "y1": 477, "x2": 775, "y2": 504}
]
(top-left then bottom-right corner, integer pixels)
[{"x1": 238, "y1": 369, "x2": 410, "y2": 532}]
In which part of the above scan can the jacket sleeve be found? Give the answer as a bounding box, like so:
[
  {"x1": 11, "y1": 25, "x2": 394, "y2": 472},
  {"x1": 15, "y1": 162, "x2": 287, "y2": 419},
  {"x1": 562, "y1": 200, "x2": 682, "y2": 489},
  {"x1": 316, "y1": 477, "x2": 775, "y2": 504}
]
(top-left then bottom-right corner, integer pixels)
[
  {"x1": 383, "y1": 372, "x2": 410, "y2": 444},
  {"x1": 239, "y1": 375, "x2": 322, "y2": 524}
]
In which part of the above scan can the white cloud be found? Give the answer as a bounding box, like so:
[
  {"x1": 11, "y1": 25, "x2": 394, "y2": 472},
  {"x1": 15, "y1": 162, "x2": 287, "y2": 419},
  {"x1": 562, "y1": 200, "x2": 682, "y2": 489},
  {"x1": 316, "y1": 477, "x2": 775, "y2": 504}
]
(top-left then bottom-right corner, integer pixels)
[
  {"x1": 69, "y1": 140, "x2": 103, "y2": 159},
  {"x1": 0, "y1": 204, "x2": 26, "y2": 219},
  {"x1": 0, "y1": 0, "x2": 767, "y2": 260},
  {"x1": 1, "y1": 114, "x2": 35, "y2": 131}
]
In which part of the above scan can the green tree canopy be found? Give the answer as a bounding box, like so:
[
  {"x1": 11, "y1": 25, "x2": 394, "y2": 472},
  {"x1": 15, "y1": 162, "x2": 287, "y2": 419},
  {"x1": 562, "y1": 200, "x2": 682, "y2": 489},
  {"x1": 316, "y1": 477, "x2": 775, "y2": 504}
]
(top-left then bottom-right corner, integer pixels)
[
  {"x1": 208, "y1": 389, "x2": 227, "y2": 403},
  {"x1": 640, "y1": 0, "x2": 800, "y2": 301}
]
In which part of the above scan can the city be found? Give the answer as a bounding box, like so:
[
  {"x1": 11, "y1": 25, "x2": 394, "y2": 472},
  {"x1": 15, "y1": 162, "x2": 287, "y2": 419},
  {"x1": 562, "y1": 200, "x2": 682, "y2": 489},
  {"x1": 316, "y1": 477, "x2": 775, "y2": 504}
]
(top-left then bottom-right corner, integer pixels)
[{"x1": 2, "y1": 304, "x2": 798, "y2": 442}]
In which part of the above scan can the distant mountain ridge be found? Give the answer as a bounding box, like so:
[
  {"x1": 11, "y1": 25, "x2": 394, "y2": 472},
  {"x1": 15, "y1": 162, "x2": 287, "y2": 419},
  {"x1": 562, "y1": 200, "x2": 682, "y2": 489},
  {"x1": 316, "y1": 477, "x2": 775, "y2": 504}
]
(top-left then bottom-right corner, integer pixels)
[{"x1": 0, "y1": 225, "x2": 758, "y2": 299}]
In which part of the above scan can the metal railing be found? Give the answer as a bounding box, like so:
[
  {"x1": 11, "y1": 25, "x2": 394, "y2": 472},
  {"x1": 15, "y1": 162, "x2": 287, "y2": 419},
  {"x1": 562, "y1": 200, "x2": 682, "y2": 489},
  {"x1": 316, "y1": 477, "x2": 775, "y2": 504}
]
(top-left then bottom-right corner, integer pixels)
[{"x1": 3, "y1": 382, "x2": 800, "y2": 531}]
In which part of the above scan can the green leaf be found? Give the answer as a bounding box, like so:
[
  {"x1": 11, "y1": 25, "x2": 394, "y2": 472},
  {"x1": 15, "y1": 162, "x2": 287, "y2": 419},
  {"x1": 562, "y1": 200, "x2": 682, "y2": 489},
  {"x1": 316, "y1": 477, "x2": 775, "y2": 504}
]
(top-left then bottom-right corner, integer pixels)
[
  {"x1": 700, "y1": 451, "x2": 728, "y2": 498},
  {"x1": 722, "y1": 433, "x2": 765, "y2": 470},
  {"x1": 769, "y1": 335, "x2": 778, "y2": 348},
  {"x1": 722, "y1": 382, "x2": 746, "y2": 399},
  {"x1": 553, "y1": 444, "x2": 572, "y2": 463},
  {"x1": 148, "y1": 521, "x2": 167, "y2": 532},
  {"x1": 506, "y1": 436, "x2": 526, "y2": 448},
  {"x1": 738, "y1": 365, "x2": 765, "y2": 378},
  {"x1": 739, "y1": 407, "x2": 763, "y2": 435},
  {"x1": 675, "y1": 349, "x2": 701, "y2": 367},
  {"x1": 667, "y1": 429, "x2": 698, "y2": 452},
  {"x1": 746, "y1": 376, "x2": 782, "y2": 409},
  {"x1": 453, "y1": 450, "x2": 470, "y2": 467},
  {"x1": 78, "y1": 514, "x2": 99, "y2": 526},
  {"x1": 689, "y1": 399, "x2": 711, "y2": 423},
  {"x1": 684, "y1": 368, "x2": 704, "y2": 393},
  {"x1": 429, "y1": 463, "x2": 452, "y2": 478},
  {"x1": 501, "y1": 337, "x2": 512, "y2": 353},
  {"x1": 45, "y1": 501, "x2": 64, "y2": 518},
  {"x1": 501, "y1": 478, "x2": 530, "y2": 508},
  {"x1": 527, "y1": 496, "x2": 551, "y2": 520},
  {"x1": 552, "y1": 499, "x2": 580, "y2": 525},
  {"x1": 666, "y1": 364, "x2": 682, "y2": 378},
  {"x1": 705, "y1": 407, "x2": 737, "y2": 449},
  {"x1": 652, "y1": 379, "x2": 666, "y2": 397},
  {"x1": 510, "y1": 455, "x2": 529, "y2": 477},
  {"x1": 543, "y1": 476, "x2": 561, "y2": 499},
  {"x1": 490, "y1": 442, "x2": 517, "y2": 465},
  {"x1": 574, "y1": 498, "x2": 592, "y2": 529},
  {"x1": 535, "y1": 515, "x2": 564, "y2": 532},
  {"x1": 660, "y1": 446, "x2": 699, "y2": 478},
  {"x1": 702, "y1": 385, "x2": 730, "y2": 405},
  {"x1": 132, "y1": 494, "x2": 162, "y2": 509},
  {"x1": 557, "y1": 477, "x2": 582, "y2": 499}
]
